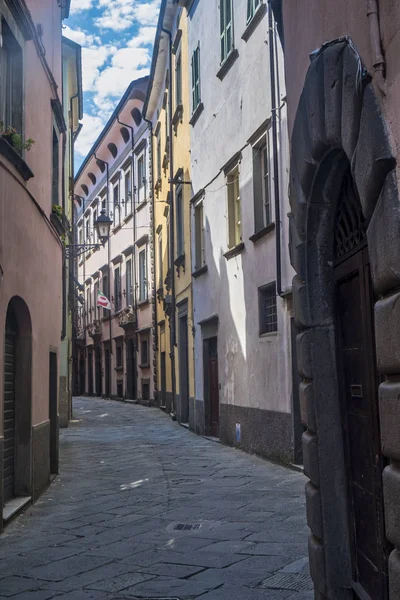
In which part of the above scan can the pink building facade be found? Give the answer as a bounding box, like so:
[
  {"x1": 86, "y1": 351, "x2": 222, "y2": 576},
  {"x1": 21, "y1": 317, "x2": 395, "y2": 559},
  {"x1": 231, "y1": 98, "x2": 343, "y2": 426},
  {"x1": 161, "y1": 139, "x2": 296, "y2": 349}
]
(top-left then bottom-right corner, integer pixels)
[
  {"x1": 74, "y1": 78, "x2": 156, "y2": 405},
  {"x1": 0, "y1": 0, "x2": 72, "y2": 527}
]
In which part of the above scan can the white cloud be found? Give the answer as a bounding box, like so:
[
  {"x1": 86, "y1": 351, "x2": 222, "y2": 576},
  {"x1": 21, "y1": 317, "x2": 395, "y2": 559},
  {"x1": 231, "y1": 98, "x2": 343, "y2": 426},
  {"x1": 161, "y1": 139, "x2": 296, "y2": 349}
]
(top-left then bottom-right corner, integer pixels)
[
  {"x1": 75, "y1": 113, "x2": 106, "y2": 158},
  {"x1": 132, "y1": 1, "x2": 161, "y2": 26},
  {"x1": 95, "y1": 0, "x2": 161, "y2": 31},
  {"x1": 130, "y1": 26, "x2": 156, "y2": 47},
  {"x1": 63, "y1": 25, "x2": 94, "y2": 46},
  {"x1": 69, "y1": 0, "x2": 94, "y2": 14}
]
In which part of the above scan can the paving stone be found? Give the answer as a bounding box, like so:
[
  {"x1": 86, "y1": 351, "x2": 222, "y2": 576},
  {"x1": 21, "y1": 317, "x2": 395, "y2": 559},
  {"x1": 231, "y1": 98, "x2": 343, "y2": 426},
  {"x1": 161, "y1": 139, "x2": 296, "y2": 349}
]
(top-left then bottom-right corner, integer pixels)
[
  {"x1": 259, "y1": 572, "x2": 313, "y2": 591},
  {"x1": 0, "y1": 398, "x2": 309, "y2": 599}
]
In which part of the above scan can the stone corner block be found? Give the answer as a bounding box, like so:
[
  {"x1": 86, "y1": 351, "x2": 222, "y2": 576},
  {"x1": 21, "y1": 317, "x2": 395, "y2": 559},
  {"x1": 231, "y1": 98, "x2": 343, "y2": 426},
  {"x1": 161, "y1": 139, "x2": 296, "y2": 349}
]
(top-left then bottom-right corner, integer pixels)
[
  {"x1": 383, "y1": 464, "x2": 400, "y2": 548},
  {"x1": 379, "y1": 380, "x2": 400, "y2": 461},
  {"x1": 375, "y1": 292, "x2": 400, "y2": 374},
  {"x1": 300, "y1": 380, "x2": 317, "y2": 433},
  {"x1": 308, "y1": 533, "x2": 326, "y2": 595},
  {"x1": 305, "y1": 480, "x2": 323, "y2": 540},
  {"x1": 303, "y1": 430, "x2": 320, "y2": 486},
  {"x1": 389, "y1": 549, "x2": 400, "y2": 600}
]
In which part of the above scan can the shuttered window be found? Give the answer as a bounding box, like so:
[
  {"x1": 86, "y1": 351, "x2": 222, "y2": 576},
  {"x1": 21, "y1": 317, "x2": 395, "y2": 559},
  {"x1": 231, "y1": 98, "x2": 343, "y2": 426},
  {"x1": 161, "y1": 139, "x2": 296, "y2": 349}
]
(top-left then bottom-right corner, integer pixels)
[
  {"x1": 220, "y1": 0, "x2": 233, "y2": 63},
  {"x1": 191, "y1": 45, "x2": 201, "y2": 111}
]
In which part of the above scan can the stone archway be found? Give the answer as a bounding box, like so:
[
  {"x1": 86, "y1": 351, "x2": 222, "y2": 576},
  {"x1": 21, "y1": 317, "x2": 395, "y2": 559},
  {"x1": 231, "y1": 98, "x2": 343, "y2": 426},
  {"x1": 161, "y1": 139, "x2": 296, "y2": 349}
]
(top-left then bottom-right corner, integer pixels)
[
  {"x1": 1, "y1": 296, "x2": 32, "y2": 526},
  {"x1": 289, "y1": 38, "x2": 400, "y2": 599}
]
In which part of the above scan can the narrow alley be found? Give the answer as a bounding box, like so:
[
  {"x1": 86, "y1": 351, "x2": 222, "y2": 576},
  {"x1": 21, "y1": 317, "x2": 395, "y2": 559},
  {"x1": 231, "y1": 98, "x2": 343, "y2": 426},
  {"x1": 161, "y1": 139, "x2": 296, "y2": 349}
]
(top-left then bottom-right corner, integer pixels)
[{"x1": 0, "y1": 398, "x2": 311, "y2": 600}]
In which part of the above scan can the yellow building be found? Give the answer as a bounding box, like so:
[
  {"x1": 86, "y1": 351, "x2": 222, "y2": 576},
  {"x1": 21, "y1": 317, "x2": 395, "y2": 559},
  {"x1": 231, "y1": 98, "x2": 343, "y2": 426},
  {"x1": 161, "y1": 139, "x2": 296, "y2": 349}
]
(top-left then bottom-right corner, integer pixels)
[{"x1": 144, "y1": 0, "x2": 195, "y2": 423}]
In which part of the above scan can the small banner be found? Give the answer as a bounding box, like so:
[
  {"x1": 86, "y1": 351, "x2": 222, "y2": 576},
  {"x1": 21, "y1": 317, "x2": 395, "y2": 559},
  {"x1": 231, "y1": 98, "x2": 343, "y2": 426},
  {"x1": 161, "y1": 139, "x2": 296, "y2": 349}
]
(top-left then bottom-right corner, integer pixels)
[{"x1": 97, "y1": 289, "x2": 111, "y2": 310}]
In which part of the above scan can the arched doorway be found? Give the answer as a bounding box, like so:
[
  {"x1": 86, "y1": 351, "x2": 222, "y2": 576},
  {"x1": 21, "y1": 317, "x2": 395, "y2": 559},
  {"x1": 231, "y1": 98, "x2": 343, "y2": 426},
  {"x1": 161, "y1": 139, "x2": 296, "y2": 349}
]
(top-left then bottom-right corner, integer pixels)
[
  {"x1": 289, "y1": 38, "x2": 399, "y2": 599},
  {"x1": 333, "y1": 166, "x2": 388, "y2": 599},
  {"x1": 2, "y1": 297, "x2": 32, "y2": 508}
]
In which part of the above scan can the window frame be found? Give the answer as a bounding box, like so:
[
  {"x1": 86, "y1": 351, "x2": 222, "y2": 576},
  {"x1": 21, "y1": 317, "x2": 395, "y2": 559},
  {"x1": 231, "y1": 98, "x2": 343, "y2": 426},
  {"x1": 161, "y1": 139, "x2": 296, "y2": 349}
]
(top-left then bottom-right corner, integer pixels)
[
  {"x1": 0, "y1": 17, "x2": 23, "y2": 141},
  {"x1": 258, "y1": 282, "x2": 278, "y2": 335},
  {"x1": 139, "y1": 248, "x2": 147, "y2": 302},
  {"x1": 102, "y1": 274, "x2": 108, "y2": 318},
  {"x1": 253, "y1": 132, "x2": 272, "y2": 233},
  {"x1": 194, "y1": 200, "x2": 205, "y2": 271},
  {"x1": 114, "y1": 266, "x2": 121, "y2": 312},
  {"x1": 220, "y1": 0, "x2": 234, "y2": 64},
  {"x1": 125, "y1": 258, "x2": 133, "y2": 306},
  {"x1": 113, "y1": 182, "x2": 120, "y2": 225},
  {"x1": 191, "y1": 45, "x2": 201, "y2": 113},
  {"x1": 247, "y1": 0, "x2": 262, "y2": 23},
  {"x1": 175, "y1": 45, "x2": 183, "y2": 108},
  {"x1": 226, "y1": 164, "x2": 242, "y2": 249},
  {"x1": 140, "y1": 337, "x2": 149, "y2": 367},
  {"x1": 156, "y1": 132, "x2": 162, "y2": 183},
  {"x1": 124, "y1": 169, "x2": 132, "y2": 215},
  {"x1": 176, "y1": 185, "x2": 184, "y2": 258}
]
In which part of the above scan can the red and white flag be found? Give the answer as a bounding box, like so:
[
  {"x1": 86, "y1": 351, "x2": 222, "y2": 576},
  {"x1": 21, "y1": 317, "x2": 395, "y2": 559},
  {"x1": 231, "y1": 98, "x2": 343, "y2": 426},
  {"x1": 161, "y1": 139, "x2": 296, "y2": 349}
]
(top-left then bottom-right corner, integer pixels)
[{"x1": 97, "y1": 289, "x2": 111, "y2": 310}]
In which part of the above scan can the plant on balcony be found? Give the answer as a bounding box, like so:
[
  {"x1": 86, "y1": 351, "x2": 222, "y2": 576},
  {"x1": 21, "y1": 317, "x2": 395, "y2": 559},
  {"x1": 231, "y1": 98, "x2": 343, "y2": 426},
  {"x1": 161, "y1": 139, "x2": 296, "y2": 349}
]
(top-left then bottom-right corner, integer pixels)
[{"x1": 0, "y1": 122, "x2": 35, "y2": 153}]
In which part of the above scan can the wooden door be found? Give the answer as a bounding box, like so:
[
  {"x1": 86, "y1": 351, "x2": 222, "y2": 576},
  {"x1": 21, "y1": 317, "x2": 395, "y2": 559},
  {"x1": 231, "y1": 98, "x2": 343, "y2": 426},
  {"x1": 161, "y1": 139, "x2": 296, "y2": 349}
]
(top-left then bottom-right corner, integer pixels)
[
  {"x1": 126, "y1": 339, "x2": 136, "y2": 400},
  {"x1": 335, "y1": 247, "x2": 388, "y2": 599},
  {"x1": 179, "y1": 315, "x2": 189, "y2": 423},
  {"x1": 4, "y1": 310, "x2": 17, "y2": 502},
  {"x1": 205, "y1": 337, "x2": 219, "y2": 437},
  {"x1": 161, "y1": 352, "x2": 166, "y2": 409}
]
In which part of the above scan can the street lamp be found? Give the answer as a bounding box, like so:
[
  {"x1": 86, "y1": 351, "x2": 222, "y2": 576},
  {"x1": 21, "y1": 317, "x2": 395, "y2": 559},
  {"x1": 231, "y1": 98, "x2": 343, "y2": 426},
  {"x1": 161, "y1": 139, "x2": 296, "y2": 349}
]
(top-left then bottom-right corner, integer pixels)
[
  {"x1": 65, "y1": 210, "x2": 113, "y2": 259},
  {"x1": 95, "y1": 209, "x2": 113, "y2": 245}
]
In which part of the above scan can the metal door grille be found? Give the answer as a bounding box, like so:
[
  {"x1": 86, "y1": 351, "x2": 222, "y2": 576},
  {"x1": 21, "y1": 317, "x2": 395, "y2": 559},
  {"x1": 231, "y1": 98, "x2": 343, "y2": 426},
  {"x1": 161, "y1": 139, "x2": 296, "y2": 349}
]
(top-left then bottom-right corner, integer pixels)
[
  {"x1": 4, "y1": 333, "x2": 16, "y2": 501},
  {"x1": 335, "y1": 168, "x2": 366, "y2": 259}
]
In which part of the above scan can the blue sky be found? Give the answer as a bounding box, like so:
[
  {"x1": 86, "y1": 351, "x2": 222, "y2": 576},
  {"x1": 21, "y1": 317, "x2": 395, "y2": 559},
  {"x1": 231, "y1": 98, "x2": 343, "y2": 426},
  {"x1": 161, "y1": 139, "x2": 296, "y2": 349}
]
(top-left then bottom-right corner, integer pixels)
[{"x1": 64, "y1": 0, "x2": 160, "y2": 167}]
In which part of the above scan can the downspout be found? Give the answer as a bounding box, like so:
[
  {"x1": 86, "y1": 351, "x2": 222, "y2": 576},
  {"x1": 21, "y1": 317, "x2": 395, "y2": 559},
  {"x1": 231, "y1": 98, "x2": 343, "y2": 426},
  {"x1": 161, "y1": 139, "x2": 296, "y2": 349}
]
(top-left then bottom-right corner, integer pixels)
[
  {"x1": 117, "y1": 116, "x2": 138, "y2": 397},
  {"x1": 268, "y1": 2, "x2": 284, "y2": 297},
  {"x1": 367, "y1": 0, "x2": 386, "y2": 95},
  {"x1": 143, "y1": 114, "x2": 158, "y2": 405},
  {"x1": 161, "y1": 25, "x2": 177, "y2": 419},
  {"x1": 61, "y1": 126, "x2": 68, "y2": 341},
  {"x1": 69, "y1": 93, "x2": 79, "y2": 401},
  {"x1": 94, "y1": 153, "x2": 112, "y2": 398}
]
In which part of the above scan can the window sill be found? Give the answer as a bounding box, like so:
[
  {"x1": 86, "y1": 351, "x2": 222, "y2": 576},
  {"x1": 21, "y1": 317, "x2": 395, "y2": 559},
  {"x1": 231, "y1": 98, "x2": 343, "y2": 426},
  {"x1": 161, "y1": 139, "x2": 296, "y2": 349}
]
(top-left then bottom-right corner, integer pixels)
[
  {"x1": 249, "y1": 222, "x2": 275, "y2": 243},
  {"x1": 192, "y1": 265, "x2": 208, "y2": 278},
  {"x1": 259, "y1": 331, "x2": 278, "y2": 339},
  {"x1": 123, "y1": 212, "x2": 133, "y2": 224},
  {"x1": 0, "y1": 138, "x2": 34, "y2": 181},
  {"x1": 189, "y1": 102, "x2": 204, "y2": 127},
  {"x1": 136, "y1": 199, "x2": 147, "y2": 212},
  {"x1": 113, "y1": 223, "x2": 123, "y2": 233},
  {"x1": 114, "y1": 366, "x2": 124, "y2": 372},
  {"x1": 223, "y1": 242, "x2": 245, "y2": 260},
  {"x1": 217, "y1": 48, "x2": 239, "y2": 81},
  {"x1": 139, "y1": 363, "x2": 150, "y2": 369},
  {"x1": 138, "y1": 299, "x2": 149, "y2": 308},
  {"x1": 172, "y1": 104, "x2": 184, "y2": 130},
  {"x1": 242, "y1": 3, "x2": 267, "y2": 42}
]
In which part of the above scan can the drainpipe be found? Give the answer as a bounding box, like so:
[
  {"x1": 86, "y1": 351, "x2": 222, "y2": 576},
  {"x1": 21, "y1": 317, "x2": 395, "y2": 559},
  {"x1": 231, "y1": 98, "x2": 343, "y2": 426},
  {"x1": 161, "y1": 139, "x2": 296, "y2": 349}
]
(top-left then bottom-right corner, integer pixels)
[
  {"x1": 69, "y1": 93, "x2": 79, "y2": 403},
  {"x1": 143, "y1": 114, "x2": 158, "y2": 405},
  {"x1": 117, "y1": 116, "x2": 138, "y2": 397},
  {"x1": 161, "y1": 25, "x2": 177, "y2": 419},
  {"x1": 367, "y1": 0, "x2": 386, "y2": 95},
  {"x1": 74, "y1": 194, "x2": 85, "y2": 395},
  {"x1": 94, "y1": 153, "x2": 112, "y2": 398},
  {"x1": 268, "y1": 2, "x2": 284, "y2": 298}
]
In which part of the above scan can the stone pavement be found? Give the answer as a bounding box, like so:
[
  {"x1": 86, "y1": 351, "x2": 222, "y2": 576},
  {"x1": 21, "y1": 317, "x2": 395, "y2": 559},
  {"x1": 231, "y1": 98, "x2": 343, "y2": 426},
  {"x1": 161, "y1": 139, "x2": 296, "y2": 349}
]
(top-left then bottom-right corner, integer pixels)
[{"x1": 0, "y1": 397, "x2": 312, "y2": 599}]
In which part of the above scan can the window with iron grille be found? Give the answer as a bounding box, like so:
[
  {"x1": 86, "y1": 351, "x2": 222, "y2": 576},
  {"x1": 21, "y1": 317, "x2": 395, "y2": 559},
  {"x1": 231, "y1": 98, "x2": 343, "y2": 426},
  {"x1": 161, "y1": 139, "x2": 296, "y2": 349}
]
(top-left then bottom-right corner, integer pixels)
[{"x1": 259, "y1": 282, "x2": 277, "y2": 334}]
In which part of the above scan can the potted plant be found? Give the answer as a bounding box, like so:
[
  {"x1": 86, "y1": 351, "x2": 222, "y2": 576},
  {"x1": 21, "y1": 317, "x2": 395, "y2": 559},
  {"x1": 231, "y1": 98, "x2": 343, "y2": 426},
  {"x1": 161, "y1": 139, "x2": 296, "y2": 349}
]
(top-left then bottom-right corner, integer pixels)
[
  {"x1": 51, "y1": 204, "x2": 66, "y2": 236},
  {"x1": 0, "y1": 122, "x2": 35, "y2": 154}
]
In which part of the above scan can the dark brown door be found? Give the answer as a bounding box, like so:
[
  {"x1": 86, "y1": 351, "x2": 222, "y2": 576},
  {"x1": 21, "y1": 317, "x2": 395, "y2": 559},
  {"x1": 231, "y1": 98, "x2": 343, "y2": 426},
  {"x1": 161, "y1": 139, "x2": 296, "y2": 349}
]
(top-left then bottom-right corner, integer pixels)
[
  {"x1": 335, "y1": 246, "x2": 388, "y2": 600},
  {"x1": 95, "y1": 347, "x2": 102, "y2": 397},
  {"x1": 178, "y1": 315, "x2": 189, "y2": 423},
  {"x1": 49, "y1": 352, "x2": 59, "y2": 475},
  {"x1": 126, "y1": 339, "x2": 136, "y2": 400},
  {"x1": 160, "y1": 352, "x2": 167, "y2": 409},
  {"x1": 204, "y1": 337, "x2": 219, "y2": 437},
  {"x1": 4, "y1": 309, "x2": 17, "y2": 502},
  {"x1": 88, "y1": 349, "x2": 94, "y2": 396}
]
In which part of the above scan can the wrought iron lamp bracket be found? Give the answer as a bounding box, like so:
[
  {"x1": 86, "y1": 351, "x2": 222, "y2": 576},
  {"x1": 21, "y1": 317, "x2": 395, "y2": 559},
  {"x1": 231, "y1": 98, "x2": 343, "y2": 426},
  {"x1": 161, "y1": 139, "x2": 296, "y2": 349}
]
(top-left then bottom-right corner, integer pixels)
[{"x1": 65, "y1": 243, "x2": 101, "y2": 259}]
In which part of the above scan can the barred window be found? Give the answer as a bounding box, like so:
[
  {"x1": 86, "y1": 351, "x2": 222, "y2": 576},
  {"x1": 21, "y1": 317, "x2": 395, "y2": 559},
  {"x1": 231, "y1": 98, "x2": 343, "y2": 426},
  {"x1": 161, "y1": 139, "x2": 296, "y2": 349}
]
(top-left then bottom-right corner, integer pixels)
[{"x1": 259, "y1": 282, "x2": 277, "y2": 334}]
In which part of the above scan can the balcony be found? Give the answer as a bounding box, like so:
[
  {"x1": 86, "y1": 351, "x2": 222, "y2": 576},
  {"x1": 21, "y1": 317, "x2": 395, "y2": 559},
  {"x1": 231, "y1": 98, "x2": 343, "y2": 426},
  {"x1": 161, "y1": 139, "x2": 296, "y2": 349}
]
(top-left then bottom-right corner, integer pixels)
[
  {"x1": 87, "y1": 319, "x2": 102, "y2": 341},
  {"x1": 117, "y1": 306, "x2": 137, "y2": 331}
]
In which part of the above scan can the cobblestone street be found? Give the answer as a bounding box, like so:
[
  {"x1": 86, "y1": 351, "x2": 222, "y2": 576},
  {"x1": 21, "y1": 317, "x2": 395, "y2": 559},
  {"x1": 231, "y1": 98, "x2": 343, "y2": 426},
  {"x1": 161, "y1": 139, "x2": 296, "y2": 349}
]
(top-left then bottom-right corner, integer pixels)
[{"x1": 0, "y1": 398, "x2": 312, "y2": 599}]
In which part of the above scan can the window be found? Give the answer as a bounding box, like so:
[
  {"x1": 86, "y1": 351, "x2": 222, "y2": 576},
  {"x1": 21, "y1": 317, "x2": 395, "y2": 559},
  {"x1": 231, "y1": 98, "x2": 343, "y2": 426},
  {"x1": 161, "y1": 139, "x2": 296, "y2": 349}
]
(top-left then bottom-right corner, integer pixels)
[
  {"x1": 78, "y1": 226, "x2": 83, "y2": 245},
  {"x1": 220, "y1": 0, "x2": 233, "y2": 63},
  {"x1": 113, "y1": 183, "x2": 120, "y2": 225},
  {"x1": 0, "y1": 19, "x2": 23, "y2": 139},
  {"x1": 114, "y1": 266, "x2": 121, "y2": 312},
  {"x1": 92, "y1": 208, "x2": 98, "y2": 243},
  {"x1": 138, "y1": 153, "x2": 146, "y2": 204},
  {"x1": 102, "y1": 274, "x2": 108, "y2": 318},
  {"x1": 139, "y1": 249, "x2": 147, "y2": 302},
  {"x1": 94, "y1": 280, "x2": 99, "y2": 319},
  {"x1": 253, "y1": 135, "x2": 271, "y2": 232},
  {"x1": 86, "y1": 285, "x2": 92, "y2": 321},
  {"x1": 259, "y1": 282, "x2": 277, "y2": 335},
  {"x1": 227, "y1": 165, "x2": 241, "y2": 248},
  {"x1": 158, "y1": 235, "x2": 163, "y2": 288},
  {"x1": 85, "y1": 216, "x2": 90, "y2": 241},
  {"x1": 247, "y1": 0, "x2": 261, "y2": 22},
  {"x1": 52, "y1": 129, "x2": 59, "y2": 205},
  {"x1": 116, "y1": 343, "x2": 123, "y2": 368},
  {"x1": 194, "y1": 202, "x2": 205, "y2": 270},
  {"x1": 126, "y1": 259, "x2": 132, "y2": 306},
  {"x1": 191, "y1": 46, "x2": 201, "y2": 111},
  {"x1": 175, "y1": 50, "x2": 182, "y2": 107},
  {"x1": 141, "y1": 337, "x2": 149, "y2": 366},
  {"x1": 157, "y1": 134, "x2": 162, "y2": 182},
  {"x1": 124, "y1": 170, "x2": 132, "y2": 215},
  {"x1": 176, "y1": 188, "x2": 184, "y2": 257}
]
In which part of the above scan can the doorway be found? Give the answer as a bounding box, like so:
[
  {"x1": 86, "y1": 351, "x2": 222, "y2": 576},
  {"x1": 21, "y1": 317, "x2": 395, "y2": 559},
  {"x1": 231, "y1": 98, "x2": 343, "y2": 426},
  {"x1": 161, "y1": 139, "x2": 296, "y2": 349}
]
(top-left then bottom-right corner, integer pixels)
[
  {"x1": 105, "y1": 347, "x2": 110, "y2": 398},
  {"x1": 334, "y1": 170, "x2": 388, "y2": 599},
  {"x1": 49, "y1": 352, "x2": 58, "y2": 475},
  {"x1": 160, "y1": 351, "x2": 166, "y2": 409},
  {"x1": 204, "y1": 336, "x2": 219, "y2": 437},
  {"x1": 88, "y1": 349, "x2": 93, "y2": 396},
  {"x1": 95, "y1": 347, "x2": 102, "y2": 397},
  {"x1": 178, "y1": 314, "x2": 189, "y2": 423},
  {"x1": 4, "y1": 306, "x2": 18, "y2": 502},
  {"x1": 79, "y1": 353, "x2": 85, "y2": 395},
  {"x1": 126, "y1": 338, "x2": 137, "y2": 400}
]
